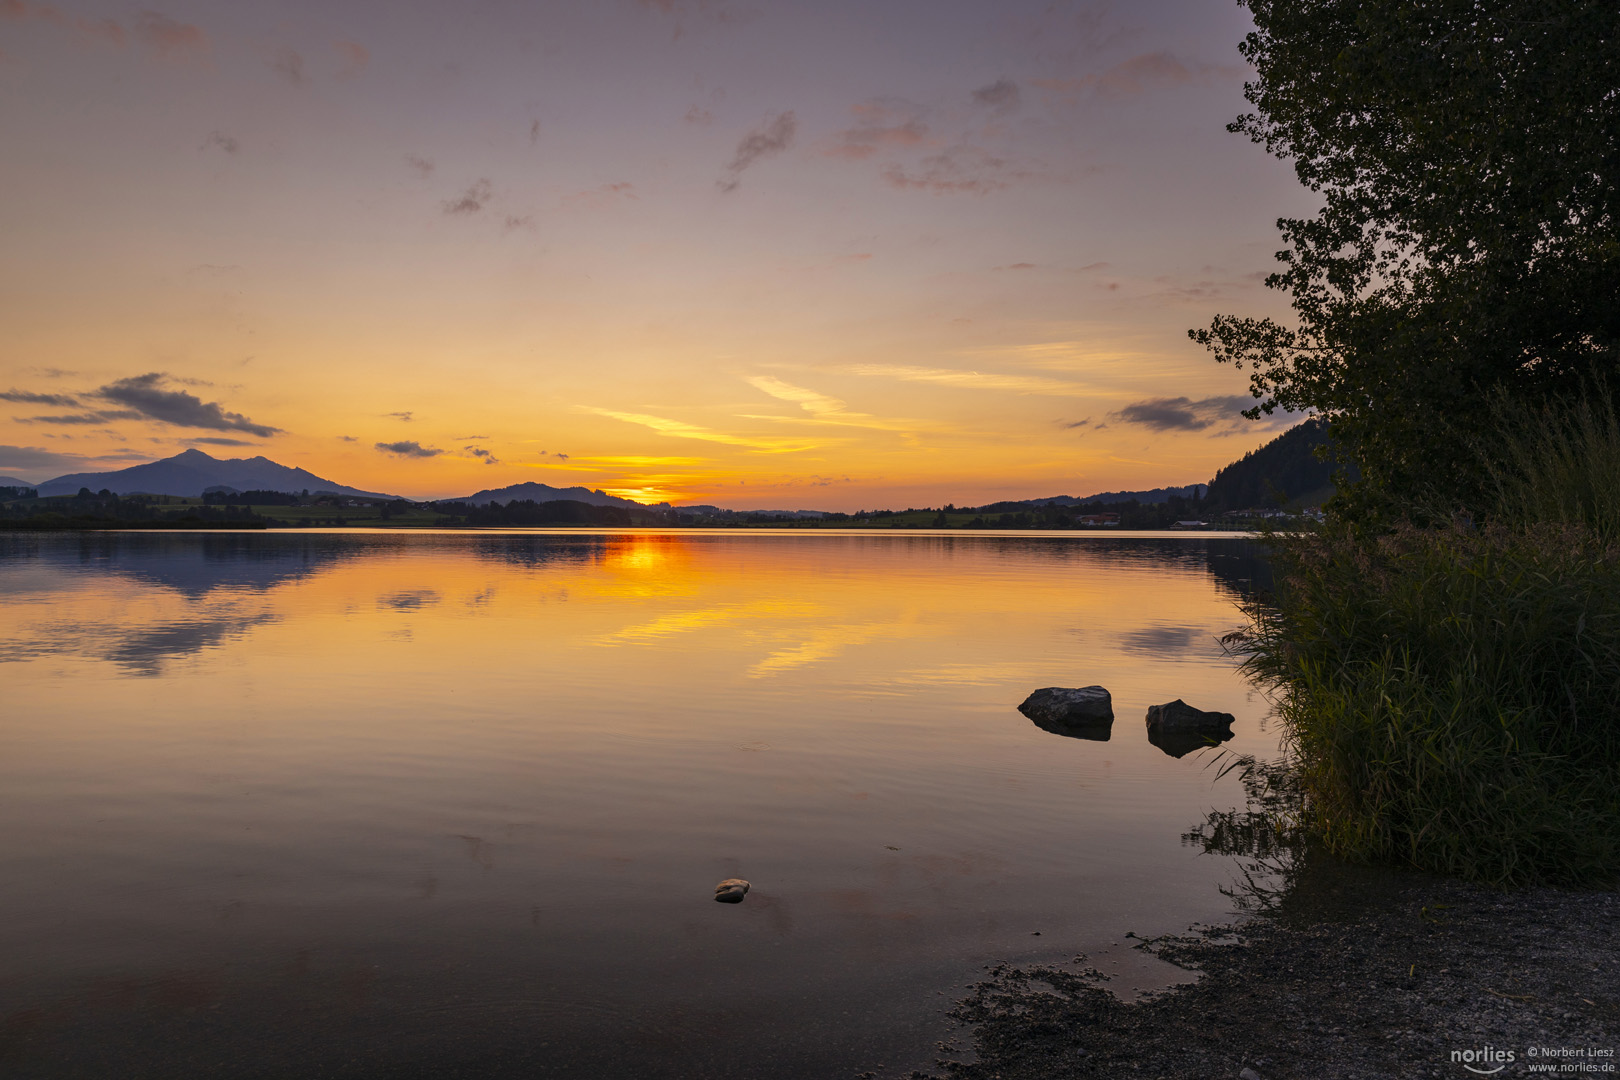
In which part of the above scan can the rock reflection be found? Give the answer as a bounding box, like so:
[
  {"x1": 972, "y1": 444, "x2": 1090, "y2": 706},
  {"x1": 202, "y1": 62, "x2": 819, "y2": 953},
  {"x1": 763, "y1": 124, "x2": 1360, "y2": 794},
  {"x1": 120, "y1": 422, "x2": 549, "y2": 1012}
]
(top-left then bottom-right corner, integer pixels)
[
  {"x1": 1147, "y1": 725, "x2": 1235, "y2": 759},
  {"x1": 1025, "y1": 713, "x2": 1114, "y2": 742}
]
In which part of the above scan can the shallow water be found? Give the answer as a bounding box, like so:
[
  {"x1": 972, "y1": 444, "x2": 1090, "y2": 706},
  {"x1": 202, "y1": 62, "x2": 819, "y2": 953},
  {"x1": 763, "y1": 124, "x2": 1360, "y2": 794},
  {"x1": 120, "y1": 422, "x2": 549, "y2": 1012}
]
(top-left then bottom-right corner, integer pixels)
[{"x1": 0, "y1": 529, "x2": 1278, "y2": 1078}]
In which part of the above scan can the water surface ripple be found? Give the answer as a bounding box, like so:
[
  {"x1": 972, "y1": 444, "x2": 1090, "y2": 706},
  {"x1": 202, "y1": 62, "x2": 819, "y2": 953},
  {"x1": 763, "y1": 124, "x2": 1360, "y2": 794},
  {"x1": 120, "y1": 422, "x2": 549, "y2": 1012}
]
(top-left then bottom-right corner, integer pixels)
[{"x1": 0, "y1": 530, "x2": 1276, "y2": 1078}]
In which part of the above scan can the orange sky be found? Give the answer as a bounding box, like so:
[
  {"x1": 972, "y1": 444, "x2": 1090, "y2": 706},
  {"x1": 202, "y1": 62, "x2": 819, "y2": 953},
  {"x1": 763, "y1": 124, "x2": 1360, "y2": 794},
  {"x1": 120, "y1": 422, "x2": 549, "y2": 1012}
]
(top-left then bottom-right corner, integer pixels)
[{"x1": 0, "y1": 0, "x2": 1316, "y2": 509}]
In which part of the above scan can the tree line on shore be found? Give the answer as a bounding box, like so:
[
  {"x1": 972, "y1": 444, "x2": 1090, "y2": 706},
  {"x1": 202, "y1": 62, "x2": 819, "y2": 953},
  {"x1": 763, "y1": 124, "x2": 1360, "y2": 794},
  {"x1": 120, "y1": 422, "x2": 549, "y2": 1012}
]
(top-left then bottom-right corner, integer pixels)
[{"x1": 1200, "y1": 0, "x2": 1618, "y2": 886}]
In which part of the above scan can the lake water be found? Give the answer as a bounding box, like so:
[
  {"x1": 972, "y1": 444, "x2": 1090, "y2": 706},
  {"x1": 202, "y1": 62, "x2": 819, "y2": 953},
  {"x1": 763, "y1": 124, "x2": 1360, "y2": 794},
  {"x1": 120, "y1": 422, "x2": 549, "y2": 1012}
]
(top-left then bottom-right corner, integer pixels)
[{"x1": 0, "y1": 529, "x2": 1279, "y2": 1079}]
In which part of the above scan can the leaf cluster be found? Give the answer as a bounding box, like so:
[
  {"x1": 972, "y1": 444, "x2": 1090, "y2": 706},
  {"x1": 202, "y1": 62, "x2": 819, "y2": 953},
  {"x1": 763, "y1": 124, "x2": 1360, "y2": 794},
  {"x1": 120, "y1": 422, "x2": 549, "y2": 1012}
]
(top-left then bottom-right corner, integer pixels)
[{"x1": 1194, "y1": 0, "x2": 1620, "y2": 507}]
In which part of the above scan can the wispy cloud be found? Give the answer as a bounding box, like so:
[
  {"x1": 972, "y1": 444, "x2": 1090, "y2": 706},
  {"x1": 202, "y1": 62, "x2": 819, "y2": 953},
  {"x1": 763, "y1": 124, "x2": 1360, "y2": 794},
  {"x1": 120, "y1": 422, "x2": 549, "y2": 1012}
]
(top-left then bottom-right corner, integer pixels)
[
  {"x1": 881, "y1": 145, "x2": 1030, "y2": 195},
  {"x1": 334, "y1": 40, "x2": 368, "y2": 79},
  {"x1": 188, "y1": 436, "x2": 259, "y2": 446},
  {"x1": 578, "y1": 406, "x2": 812, "y2": 452},
  {"x1": 404, "y1": 154, "x2": 435, "y2": 178},
  {"x1": 15, "y1": 410, "x2": 141, "y2": 425},
  {"x1": 823, "y1": 101, "x2": 931, "y2": 161},
  {"x1": 1033, "y1": 53, "x2": 1243, "y2": 103},
  {"x1": 443, "y1": 179, "x2": 493, "y2": 215},
  {"x1": 717, "y1": 111, "x2": 796, "y2": 192},
  {"x1": 376, "y1": 440, "x2": 443, "y2": 458},
  {"x1": 741, "y1": 375, "x2": 930, "y2": 434},
  {"x1": 563, "y1": 182, "x2": 636, "y2": 209},
  {"x1": 384, "y1": 411, "x2": 413, "y2": 422},
  {"x1": 2, "y1": 4, "x2": 205, "y2": 61},
  {"x1": 97, "y1": 373, "x2": 281, "y2": 437},
  {"x1": 0, "y1": 1, "x2": 127, "y2": 48},
  {"x1": 0, "y1": 443, "x2": 93, "y2": 473},
  {"x1": 971, "y1": 78, "x2": 1021, "y2": 114},
  {"x1": 465, "y1": 446, "x2": 500, "y2": 465},
  {"x1": 844, "y1": 364, "x2": 1093, "y2": 396},
  {"x1": 1, "y1": 389, "x2": 81, "y2": 406},
  {"x1": 200, "y1": 130, "x2": 239, "y2": 155},
  {"x1": 1108, "y1": 395, "x2": 1259, "y2": 432},
  {"x1": 269, "y1": 46, "x2": 305, "y2": 85},
  {"x1": 133, "y1": 10, "x2": 208, "y2": 63}
]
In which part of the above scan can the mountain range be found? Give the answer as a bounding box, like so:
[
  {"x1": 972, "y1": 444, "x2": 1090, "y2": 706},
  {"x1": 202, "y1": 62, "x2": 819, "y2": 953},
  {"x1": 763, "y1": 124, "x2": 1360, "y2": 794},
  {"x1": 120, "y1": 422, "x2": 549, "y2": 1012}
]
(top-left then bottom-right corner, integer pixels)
[
  {"x1": 7, "y1": 426, "x2": 1341, "y2": 510},
  {"x1": 30, "y1": 449, "x2": 397, "y2": 500}
]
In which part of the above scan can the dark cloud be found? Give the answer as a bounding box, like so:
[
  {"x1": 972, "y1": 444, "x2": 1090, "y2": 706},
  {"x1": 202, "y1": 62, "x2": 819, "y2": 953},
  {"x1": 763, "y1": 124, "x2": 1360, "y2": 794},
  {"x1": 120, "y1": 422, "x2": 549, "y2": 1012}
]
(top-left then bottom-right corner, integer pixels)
[
  {"x1": 972, "y1": 78, "x2": 1022, "y2": 114},
  {"x1": 0, "y1": 444, "x2": 91, "y2": 472},
  {"x1": 188, "y1": 437, "x2": 259, "y2": 446},
  {"x1": 133, "y1": 10, "x2": 208, "y2": 61},
  {"x1": 1109, "y1": 395, "x2": 1256, "y2": 432},
  {"x1": 503, "y1": 214, "x2": 536, "y2": 233},
  {"x1": 404, "y1": 154, "x2": 435, "y2": 178},
  {"x1": 376, "y1": 440, "x2": 443, "y2": 458},
  {"x1": 338, "y1": 435, "x2": 358, "y2": 442},
  {"x1": 200, "y1": 130, "x2": 239, "y2": 155},
  {"x1": 16, "y1": 410, "x2": 142, "y2": 425},
  {"x1": 385, "y1": 411, "x2": 413, "y2": 422},
  {"x1": 1, "y1": 390, "x2": 81, "y2": 406},
  {"x1": 1063, "y1": 417, "x2": 1092, "y2": 429},
  {"x1": 466, "y1": 446, "x2": 501, "y2": 465},
  {"x1": 270, "y1": 46, "x2": 306, "y2": 84},
  {"x1": 443, "y1": 179, "x2": 493, "y2": 214},
  {"x1": 685, "y1": 105, "x2": 714, "y2": 126},
  {"x1": 717, "y1": 111, "x2": 796, "y2": 192},
  {"x1": 529, "y1": 119, "x2": 541, "y2": 145},
  {"x1": 98, "y1": 373, "x2": 282, "y2": 437}
]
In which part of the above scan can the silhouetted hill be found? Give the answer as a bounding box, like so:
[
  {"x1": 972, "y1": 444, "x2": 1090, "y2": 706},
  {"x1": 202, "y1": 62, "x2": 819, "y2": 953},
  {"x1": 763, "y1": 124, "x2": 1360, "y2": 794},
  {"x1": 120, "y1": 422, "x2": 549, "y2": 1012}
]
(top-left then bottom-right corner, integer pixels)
[
  {"x1": 37, "y1": 449, "x2": 397, "y2": 499},
  {"x1": 978, "y1": 485, "x2": 1205, "y2": 512},
  {"x1": 0, "y1": 475, "x2": 35, "y2": 489},
  {"x1": 1204, "y1": 418, "x2": 1356, "y2": 511},
  {"x1": 455, "y1": 481, "x2": 666, "y2": 509}
]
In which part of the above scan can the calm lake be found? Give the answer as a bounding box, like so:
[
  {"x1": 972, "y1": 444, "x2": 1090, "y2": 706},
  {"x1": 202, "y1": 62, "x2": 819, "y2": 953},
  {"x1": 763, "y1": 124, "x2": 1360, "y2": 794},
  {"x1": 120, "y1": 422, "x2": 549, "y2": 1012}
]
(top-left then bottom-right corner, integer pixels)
[{"x1": 0, "y1": 529, "x2": 1279, "y2": 1078}]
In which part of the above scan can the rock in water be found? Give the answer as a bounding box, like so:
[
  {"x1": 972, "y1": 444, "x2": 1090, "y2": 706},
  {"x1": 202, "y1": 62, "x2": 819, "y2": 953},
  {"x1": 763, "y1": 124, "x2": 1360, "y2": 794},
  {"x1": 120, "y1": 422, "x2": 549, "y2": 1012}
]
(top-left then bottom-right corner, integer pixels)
[
  {"x1": 714, "y1": 878, "x2": 750, "y2": 903},
  {"x1": 1145, "y1": 699, "x2": 1236, "y2": 758},
  {"x1": 1018, "y1": 686, "x2": 1114, "y2": 741}
]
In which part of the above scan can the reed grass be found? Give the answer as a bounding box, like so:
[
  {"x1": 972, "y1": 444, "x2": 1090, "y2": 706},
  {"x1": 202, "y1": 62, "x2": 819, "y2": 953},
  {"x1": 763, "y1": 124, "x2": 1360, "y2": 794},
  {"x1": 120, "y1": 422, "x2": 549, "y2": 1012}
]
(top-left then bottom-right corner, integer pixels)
[{"x1": 1239, "y1": 394, "x2": 1620, "y2": 886}]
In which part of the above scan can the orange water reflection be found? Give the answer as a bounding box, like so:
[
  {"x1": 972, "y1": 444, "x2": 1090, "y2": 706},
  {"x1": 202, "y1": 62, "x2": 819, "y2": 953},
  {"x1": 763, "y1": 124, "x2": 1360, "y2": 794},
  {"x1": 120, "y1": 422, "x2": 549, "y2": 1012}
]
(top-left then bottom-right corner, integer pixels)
[{"x1": 0, "y1": 530, "x2": 1276, "y2": 1079}]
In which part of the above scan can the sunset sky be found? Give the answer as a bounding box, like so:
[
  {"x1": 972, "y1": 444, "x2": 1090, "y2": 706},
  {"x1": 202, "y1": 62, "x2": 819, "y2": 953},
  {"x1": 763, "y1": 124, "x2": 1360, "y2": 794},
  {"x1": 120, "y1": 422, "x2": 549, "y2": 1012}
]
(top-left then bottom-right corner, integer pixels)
[{"x1": 0, "y1": 0, "x2": 1316, "y2": 509}]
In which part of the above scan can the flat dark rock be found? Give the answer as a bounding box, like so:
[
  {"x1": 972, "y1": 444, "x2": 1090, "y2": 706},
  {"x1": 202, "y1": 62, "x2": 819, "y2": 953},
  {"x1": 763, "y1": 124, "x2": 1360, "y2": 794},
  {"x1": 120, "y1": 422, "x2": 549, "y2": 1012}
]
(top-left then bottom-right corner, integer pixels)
[
  {"x1": 1145, "y1": 698, "x2": 1235, "y2": 732},
  {"x1": 1144, "y1": 699, "x2": 1236, "y2": 759},
  {"x1": 1019, "y1": 686, "x2": 1114, "y2": 741}
]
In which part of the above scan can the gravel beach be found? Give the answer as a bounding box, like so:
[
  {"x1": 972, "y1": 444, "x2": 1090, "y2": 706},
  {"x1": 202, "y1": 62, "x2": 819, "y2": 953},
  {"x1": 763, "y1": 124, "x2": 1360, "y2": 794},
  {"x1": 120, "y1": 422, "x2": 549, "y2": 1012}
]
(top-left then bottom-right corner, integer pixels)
[{"x1": 908, "y1": 863, "x2": 1618, "y2": 1080}]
